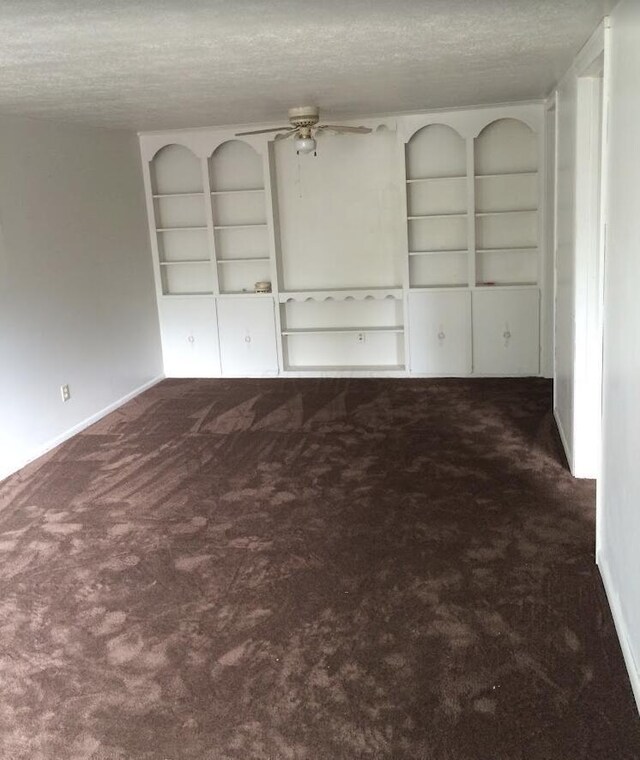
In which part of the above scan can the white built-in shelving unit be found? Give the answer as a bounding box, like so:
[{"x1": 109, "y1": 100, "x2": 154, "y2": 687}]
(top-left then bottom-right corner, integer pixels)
[
  {"x1": 140, "y1": 102, "x2": 547, "y2": 379},
  {"x1": 400, "y1": 108, "x2": 543, "y2": 377},
  {"x1": 278, "y1": 289, "x2": 405, "y2": 372}
]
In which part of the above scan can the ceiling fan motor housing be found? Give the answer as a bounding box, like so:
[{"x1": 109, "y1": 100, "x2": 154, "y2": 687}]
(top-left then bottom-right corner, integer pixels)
[{"x1": 288, "y1": 106, "x2": 320, "y2": 129}]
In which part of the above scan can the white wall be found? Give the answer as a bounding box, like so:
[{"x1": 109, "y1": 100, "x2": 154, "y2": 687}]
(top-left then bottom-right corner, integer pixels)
[
  {"x1": 554, "y1": 71, "x2": 578, "y2": 461},
  {"x1": 0, "y1": 115, "x2": 163, "y2": 480},
  {"x1": 597, "y1": 0, "x2": 640, "y2": 711},
  {"x1": 553, "y1": 24, "x2": 606, "y2": 477},
  {"x1": 274, "y1": 127, "x2": 405, "y2": 291}
]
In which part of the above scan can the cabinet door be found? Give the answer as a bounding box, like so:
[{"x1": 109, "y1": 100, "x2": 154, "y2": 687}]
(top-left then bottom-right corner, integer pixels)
[
  {"x1": 158, "y1": 298, "x2": 221, "y2": 378},
  {"x1": 217, "y1": 297, "x2": 278, "y2": 376},
  {"x1": 409, "y1": 291, "x2": 471, "y2": 375},
  {"x1": 472, "y1": 289, "x2": 539, "y2": 375}
]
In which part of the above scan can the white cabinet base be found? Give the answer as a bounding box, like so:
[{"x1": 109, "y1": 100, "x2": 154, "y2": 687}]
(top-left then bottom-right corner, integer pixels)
[
  {"x1": 158, "y1": 298, "x2": 221, "y2": 378},
  {"x1": 217, "y1": 297, "x2": 279, "y2": 376},
  {"x1": 409, "y1": 290, "x2": 472, "y2": 375},
  {"x1": 472, "y1": 289, "x2": 540, "y2": 376}
]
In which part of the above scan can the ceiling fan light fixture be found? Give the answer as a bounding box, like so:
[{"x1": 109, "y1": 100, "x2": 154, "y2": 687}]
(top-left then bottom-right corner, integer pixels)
[{"x1": 295, "y1": 135, "x2": 316, "y2": 154}]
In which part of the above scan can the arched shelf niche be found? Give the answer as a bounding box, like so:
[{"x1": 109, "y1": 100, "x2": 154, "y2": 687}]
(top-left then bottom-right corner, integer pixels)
[
  {"x1": 209, "y1": 140, "x2": 271, "y2": 295},
  {"x1": 209, "y1": 139, "x2": 264, "y2": 193},
  {"x1": 474, "y1": 118, "x2": 537, "y2": 176},
  {"x1": 150, "y1": 144, "x2": 212, "y2": 295},
  {"x1": 406, "y1": 123, "x2": 466, "y2": 181},
  {"x1": 151, "y1": 143, "x2": 204, "y2": 196},
  {"x1": 405, "y1": 124, "x2": 469, "y2": 289},
  {"x1": 474, "y1": 119, "x2": 539, "y2": 287}
]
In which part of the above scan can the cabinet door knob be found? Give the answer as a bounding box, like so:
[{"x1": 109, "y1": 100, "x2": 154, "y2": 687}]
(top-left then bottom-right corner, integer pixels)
[
  {"x1": 244, "y1": 335, "x2": 251, "y2": 343},
  {"x1": 437, "y1": 331, "x2": 446, "y2": 342}
]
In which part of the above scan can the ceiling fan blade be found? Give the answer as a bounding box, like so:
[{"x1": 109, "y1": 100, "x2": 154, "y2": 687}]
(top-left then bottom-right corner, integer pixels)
[
  {"x1": 316, "y1": 125, "x2": 372, "y2": 134},
  {"x1": 274, "y1": 128, "x2": 298, "y2": 141},
  {"x1": 235, "y1": 126, "x2": 291, "y2": 136}
]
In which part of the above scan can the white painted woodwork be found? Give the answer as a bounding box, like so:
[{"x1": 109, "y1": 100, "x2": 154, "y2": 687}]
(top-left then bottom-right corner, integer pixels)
[
  {"x1": 279, "y1": 288, "x2": 404, "y2": 303},
  {"x1": 151, "y1": 144, "x2": 203, "y2": 193},
  {"x1": 281, "y1": 297, "x2": 405, "y2": 370},
  {"x1": 209, "y1": 140, "x2": 264, "y2": 192},
  {"x1": 159, "y1": 298, "x2": 221, "y2": 378},
  {"x1": 472, "y1": 289, "x2": 540, "y2": 375},
  {"x1": 217, "y1": 297, "x2": 279, "y2": 376},
  {"x1": 139, "y1": 103, "x2": 546, "y2": 378},
  {"x1": 553, "y1": 21, "x2": 609, "y2": 478},
  {"x1": 408, "y1": 291, "x2": 471, "y2": 375}
]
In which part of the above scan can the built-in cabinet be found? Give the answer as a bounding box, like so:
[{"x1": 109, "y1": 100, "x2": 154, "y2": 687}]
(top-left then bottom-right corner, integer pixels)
[
  {"x1": 140, "y1": 103, "x2": 546, "y2": 379},
  {"x1": 408, "y1": 291, "x2": 471, "y2": 375},
  {"x1": 217, "y1": 297, "x2": 279, "y2": 376},
  {"x1": 157, "y1": 298, "x2": 220, "y2": 377},
  {"x1": 472, "y1": 289, "x2": 540, "y2": 376}
]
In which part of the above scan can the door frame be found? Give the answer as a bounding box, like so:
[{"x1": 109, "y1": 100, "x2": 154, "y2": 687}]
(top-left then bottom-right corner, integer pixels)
[{"x1": 569, "y1": 21, "x2": 610, "y2": 482}]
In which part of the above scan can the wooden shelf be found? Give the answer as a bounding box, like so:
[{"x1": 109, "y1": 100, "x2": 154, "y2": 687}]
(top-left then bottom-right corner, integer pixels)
[
  {"x1": 159, "y1": 260, "x2": 210, "y2": 266},
  {"x1": 157, "y1": 226, "x2": 208, "y2": 232},
  {"x1": 217, "y1": 257, "x2": 270, "y2": 264},
  {"x1": 217, "y1": 291, "x2": 273, "y2": 298},
  {"x1": 409, "y1": 249, "x2": 467, "y2": 256},
  {"x1": 284, "y1": 364, "x2": 406, "y2": 373},
  {"x1": 153, "y1": 191, "x2": 204, "y2": 198},
  {"x1": 408, "y1": 213, "x2": 466, "y2": 220},
  {"x1": 279, "y1": 288, "x2": 403, "y2": 303},
  {"x1": 161, "y1": 291, "x2": 214, "y2": 297},
  {"x1": 477, "y1": 247, "x2": 538, "y2": 253},
  {"x1": 282, "y1": 326, "x2": 404, "y2": 336},
  {"x1": 409, "y1": 284, "x2": 468, "y2": 291},
  {"x1": 475, "y1": 209, "x2": 537, "y2": 217},
  {"x1": 211, "y1": 188, "x2": 265, "y2": 195},
  {"x1": 213, "y1": 223, "x2": 268, "y2": 230},
  {"x1": 475, "y1": 171, "x2": 537, "y2": 178},
  {"x1": 406, "y1": 175, "x2": 466, "y2": 183},
  {"x1": 160, "y1": 293, "x2": 214, "y2": 299},
  {"x1": 476, "y1": 281, "x2": 537, "y2": 288}
]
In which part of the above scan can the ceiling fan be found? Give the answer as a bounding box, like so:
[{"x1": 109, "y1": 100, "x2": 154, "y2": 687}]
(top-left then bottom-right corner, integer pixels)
[{"x1": 235, "y1": 106, "x2": 372, "y2": 155}]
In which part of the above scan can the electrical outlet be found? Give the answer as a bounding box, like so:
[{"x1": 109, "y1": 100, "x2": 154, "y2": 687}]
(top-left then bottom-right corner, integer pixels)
[
  {"x1": 357, "y1": 333, "x2": 365, "y2": 343},
  {"x1": 60, "y1": 384, "x2": 71, "y2": 402}
]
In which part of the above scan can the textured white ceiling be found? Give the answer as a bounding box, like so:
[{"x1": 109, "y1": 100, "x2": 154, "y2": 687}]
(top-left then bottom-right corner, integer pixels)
[{"x1": 0, "y1": 0, "x2": 613, "y2": 131}]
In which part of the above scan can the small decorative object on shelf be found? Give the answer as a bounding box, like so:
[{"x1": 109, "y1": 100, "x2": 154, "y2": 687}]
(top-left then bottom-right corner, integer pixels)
[{"x1": 255, "y1": 281, "x2": 272, "y2": 293}]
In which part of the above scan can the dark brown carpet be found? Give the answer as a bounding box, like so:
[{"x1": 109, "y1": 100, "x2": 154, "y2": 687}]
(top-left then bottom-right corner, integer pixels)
[{"x1": 0, "y1": 378, "x2": 638, "y2": 760}]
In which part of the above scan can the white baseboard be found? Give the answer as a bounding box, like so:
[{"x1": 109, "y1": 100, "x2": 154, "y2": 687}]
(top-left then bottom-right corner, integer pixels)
[
  {"x1": 0, "y1": 375, "x2": 164, "y2": 483},
  {"x1": 553, "y1": 406, "x2": 573, "y2": 473},
  {"x1": 597, "y1": 550, "x2": 640, "y2": 715}
]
